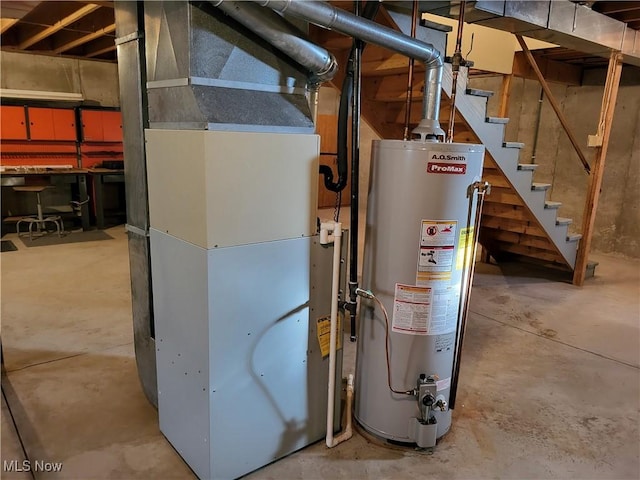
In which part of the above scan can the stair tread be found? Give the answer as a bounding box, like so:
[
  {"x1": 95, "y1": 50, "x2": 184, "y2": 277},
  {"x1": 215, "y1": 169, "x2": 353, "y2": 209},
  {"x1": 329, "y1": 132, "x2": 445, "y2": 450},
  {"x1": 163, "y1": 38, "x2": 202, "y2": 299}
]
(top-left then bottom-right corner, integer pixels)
[
  {"x1": 466, "y1": 88, "x2": 494, "y2": 98},
  {"x1": 545, "y1": 201, "x2": 562, "y2": 209},
  {"x1": 518, "y1": 164, "x2": 538, "y2": 171},
  {"x1": 486, "y1": 117, "x2": 509, "y2": 124},
  {"x1": 567, "y1": 233, "x2": 582, "y2": 242},
  {"x1": 556, "y1": 217, "x2": 573, "y2": 225},
  {"x1": 420, "y1": 18, "x2": 453, "y2": 33},
  {"x1": 504, "y1": 142, "x2": 525, "y2": 148},
  {"x1": 532, "y1": 182, "x2": 551, "y2": 191}
]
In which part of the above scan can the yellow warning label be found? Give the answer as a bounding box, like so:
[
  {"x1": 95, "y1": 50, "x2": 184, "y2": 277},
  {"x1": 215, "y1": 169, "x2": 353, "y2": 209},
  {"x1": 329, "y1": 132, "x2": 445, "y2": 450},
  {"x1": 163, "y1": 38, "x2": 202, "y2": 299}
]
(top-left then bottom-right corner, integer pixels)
[
  {"x1": 316, "y1": 313, "x2": 343, "y2": 357},
  {"x1": 456, "y1": 227, "x2": 474, "y2": 270},
  {"x1": 417, "y1": 271, "x2": 451, "y2": 285}
]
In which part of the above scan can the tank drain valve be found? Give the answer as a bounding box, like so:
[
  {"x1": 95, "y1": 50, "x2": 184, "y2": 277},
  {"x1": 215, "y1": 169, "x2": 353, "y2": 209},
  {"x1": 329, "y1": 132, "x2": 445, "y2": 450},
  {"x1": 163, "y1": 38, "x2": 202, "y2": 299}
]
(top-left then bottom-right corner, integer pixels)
[{"x1": 434, "y1": 395, "x2": 448, "y2": 412}]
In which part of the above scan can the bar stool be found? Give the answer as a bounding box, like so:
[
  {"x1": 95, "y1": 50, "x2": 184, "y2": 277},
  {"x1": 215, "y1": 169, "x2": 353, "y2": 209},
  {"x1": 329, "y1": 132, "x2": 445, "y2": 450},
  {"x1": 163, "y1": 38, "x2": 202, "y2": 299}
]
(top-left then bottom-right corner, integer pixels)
[{"x1": 14, "y1": 186, "x2": 64, "y2": 241}]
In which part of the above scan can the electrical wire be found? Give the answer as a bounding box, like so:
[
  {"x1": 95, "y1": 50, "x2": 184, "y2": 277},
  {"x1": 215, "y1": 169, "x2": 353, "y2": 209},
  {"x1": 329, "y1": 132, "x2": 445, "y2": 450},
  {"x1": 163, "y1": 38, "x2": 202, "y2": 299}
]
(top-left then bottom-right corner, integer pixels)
[{"x1": 370, "y1": 295, "x2": 414, "y2": 396}]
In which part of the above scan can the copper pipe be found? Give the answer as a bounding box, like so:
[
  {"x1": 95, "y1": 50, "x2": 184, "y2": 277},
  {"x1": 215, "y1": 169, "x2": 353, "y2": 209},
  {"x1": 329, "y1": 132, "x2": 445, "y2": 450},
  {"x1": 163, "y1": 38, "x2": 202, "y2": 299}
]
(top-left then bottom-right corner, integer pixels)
[
  {"x1": 446, "y1": 0, "x2": 467, "y2": 142},
  {"x1": 403, "y1": 0, "x2": 419, "y2": 141}
]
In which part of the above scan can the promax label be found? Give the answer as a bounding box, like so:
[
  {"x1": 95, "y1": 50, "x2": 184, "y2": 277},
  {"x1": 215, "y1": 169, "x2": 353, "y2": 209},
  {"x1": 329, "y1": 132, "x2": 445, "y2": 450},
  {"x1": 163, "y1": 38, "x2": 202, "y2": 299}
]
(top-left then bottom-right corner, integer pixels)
[{"x1": 427, "y1": 162, "x2": 467, "y2": 174}]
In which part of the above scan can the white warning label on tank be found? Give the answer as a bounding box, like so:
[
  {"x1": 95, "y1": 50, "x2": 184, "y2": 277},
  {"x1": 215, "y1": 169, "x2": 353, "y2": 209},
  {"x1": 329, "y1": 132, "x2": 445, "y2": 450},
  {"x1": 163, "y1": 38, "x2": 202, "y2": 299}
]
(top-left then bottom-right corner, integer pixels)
[
  {"x1": 420, "y1": 220, "x2": 457, "y2": 247},
  {"x1": 392, "y1": 284, "x2": 431, "y2": 335},
  {"x1": 434, "y1": 332, "x2": 455, "y2": 354},
  {"x1": 429, "y1": 286, "x2": 460, "y2": 335},
  {"x1": 392, "y1": 284, "x2": 460, "y2": 336},
  {"x1": 436, "y1": 377, "x2": 451, "y2": 392},
  {"x1": 419, "y1": 246, "x2": 454, "y2": 273},
  {"x1": 417, "y1": 220, "x2": 457, "y2": 283}
]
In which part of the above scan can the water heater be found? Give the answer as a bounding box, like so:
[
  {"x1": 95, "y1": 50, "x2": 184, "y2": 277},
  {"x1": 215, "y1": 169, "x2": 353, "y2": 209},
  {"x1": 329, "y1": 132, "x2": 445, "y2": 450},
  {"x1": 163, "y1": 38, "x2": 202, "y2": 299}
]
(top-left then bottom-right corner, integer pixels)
[{"x1": 355, "y1": 139, "x2": 486, "y2": 448}]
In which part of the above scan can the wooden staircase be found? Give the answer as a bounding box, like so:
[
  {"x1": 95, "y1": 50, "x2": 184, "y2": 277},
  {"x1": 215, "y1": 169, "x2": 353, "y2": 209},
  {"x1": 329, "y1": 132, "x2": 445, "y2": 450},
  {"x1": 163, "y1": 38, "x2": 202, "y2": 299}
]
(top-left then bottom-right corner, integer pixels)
[{"x1": 310, "y1": 4, "x2": 583, "y2": 273}]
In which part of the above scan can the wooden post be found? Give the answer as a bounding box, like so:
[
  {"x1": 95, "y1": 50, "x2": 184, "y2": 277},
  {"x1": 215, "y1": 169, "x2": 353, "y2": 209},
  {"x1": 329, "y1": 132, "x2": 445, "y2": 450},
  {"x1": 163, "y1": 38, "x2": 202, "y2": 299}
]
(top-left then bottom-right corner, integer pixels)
[
  {"x1": 515, "y1": 35, "x2": 591, "y2": 174},
  {"x1": 499, "y1": 74, "x2": 513, "y2": 118},
  {"x1": 573, "y1": 51, "x2": 623, "y2": 286}
]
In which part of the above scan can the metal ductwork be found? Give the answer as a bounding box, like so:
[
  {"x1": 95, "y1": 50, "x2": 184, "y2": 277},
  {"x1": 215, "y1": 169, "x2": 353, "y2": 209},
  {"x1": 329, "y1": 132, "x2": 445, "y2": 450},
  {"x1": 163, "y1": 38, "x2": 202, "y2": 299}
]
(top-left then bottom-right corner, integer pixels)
[
  {"x1": 255, "y1": 0, "x2": 446, "y2": 138},
  {"x1": 428, "y1": 0, "x2": 640, "y2": 67},
  {"x1": 144, "y1": 1, "x2": 318, "y2": 132},
  {"x1": 211, "y1": 1, "x2": 337, "y2": 84}
]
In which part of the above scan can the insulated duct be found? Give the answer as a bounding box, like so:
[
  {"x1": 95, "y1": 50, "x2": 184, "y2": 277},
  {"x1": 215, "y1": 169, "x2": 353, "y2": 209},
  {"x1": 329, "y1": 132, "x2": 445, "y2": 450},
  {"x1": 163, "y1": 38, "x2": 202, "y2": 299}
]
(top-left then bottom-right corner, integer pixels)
[
  {"x1": 211, "y1": 1, "x2": 337, "y2": 84},
  {"x1": 256, "y1": 0, "x2": 446, "y2": 138}
]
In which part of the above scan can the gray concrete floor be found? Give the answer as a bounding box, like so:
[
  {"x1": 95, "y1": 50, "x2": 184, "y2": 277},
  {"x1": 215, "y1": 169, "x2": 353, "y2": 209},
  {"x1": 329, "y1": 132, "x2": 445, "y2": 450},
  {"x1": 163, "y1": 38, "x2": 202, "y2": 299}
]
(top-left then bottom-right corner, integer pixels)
[{"x1": 1, "y1": 225, "x2": 639, "y2": 479}]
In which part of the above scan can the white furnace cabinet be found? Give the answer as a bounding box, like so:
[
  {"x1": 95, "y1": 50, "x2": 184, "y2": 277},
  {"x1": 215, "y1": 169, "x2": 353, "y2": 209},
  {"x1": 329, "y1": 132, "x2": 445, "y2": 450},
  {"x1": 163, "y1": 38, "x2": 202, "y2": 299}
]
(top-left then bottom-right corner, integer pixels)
[{"x1": 145, "y1": 130, "x2": 342, "y2": 479}]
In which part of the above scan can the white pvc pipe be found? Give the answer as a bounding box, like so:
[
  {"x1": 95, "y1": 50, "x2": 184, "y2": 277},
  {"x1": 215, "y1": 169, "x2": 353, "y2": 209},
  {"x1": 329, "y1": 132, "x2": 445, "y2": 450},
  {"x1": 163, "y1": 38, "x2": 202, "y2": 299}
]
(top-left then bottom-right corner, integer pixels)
[{"x1": 321, "y1": 221, "x2": 353, "y2": 448}]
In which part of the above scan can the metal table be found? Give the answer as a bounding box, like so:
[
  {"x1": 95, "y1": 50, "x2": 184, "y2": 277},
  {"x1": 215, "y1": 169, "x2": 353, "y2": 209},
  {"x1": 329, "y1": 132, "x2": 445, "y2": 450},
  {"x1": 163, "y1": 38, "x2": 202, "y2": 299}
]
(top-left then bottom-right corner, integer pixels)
[{"x1": 1, "y1": 168, "x2": 90, "y2": 231}]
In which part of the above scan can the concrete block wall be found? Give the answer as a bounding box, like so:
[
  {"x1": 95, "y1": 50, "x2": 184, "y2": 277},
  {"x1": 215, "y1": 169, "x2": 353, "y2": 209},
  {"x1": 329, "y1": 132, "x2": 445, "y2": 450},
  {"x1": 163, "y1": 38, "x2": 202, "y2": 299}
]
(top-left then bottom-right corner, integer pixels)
[
  {"x1": 470, "y1": 67, "x2": 640, "y2": 259},
  {"x1": 1, "y1": 51, "x2": 120, "y2": 107}
]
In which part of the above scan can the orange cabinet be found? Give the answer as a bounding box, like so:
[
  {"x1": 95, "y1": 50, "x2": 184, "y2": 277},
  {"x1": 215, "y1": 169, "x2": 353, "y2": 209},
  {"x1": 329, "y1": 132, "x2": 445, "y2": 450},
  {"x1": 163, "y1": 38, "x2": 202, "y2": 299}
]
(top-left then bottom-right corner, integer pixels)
[
  {"x1": 27, "y1": 107, "x2": 76, "y2": 141},
  {"x1": 81, "y1": 109, "x2": 122, "y2": 142},
  {"x1": 52, "y1": 109, "x2": 77, "y2": 140},
  {"x1": 102, "y1": 111, "x2": 123, "y2": 142},
  {"x1": 1, "y1": 106, "x2": 28, "y2": 140},
  {"x1": 81, "y1": 110, "x2": 104, "y2": 141}
]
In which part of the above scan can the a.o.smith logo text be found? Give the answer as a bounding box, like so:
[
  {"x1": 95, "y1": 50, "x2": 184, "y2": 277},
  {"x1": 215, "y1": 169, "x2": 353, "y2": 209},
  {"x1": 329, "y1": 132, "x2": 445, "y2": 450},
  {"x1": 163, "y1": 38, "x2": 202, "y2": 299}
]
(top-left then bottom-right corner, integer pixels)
[
  {"x1": 427, "y1": 162, "x2": 467, "y2": 174},
  {"x1": 431, "y1": 153, "x2": 467, "y2": 161}
]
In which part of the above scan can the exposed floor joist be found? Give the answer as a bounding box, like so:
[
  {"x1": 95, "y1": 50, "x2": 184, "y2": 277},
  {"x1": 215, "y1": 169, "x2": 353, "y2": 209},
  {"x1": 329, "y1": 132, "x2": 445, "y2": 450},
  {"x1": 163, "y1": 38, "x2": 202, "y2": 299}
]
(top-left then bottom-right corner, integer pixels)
[
  {"x1": 17, "y1": 3, "x2": 100, "y2": 49},
  {"x1": 53, "y1": 23, "x2": 115, "y2": 54}
]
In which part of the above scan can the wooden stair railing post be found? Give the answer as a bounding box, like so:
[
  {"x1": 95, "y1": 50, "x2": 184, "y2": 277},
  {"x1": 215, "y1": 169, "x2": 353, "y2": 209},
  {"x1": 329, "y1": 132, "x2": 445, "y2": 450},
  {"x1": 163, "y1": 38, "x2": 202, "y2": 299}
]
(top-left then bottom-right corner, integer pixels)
[
  {"x1": 498, "y1": 73, "x2": 513, "y2": 118},
  {"x1": 515, "y1": 35, "x2": 591, "y2": 175},
  {"x1": 573, "y1": 51, "x2": 623, "y2": 286}
]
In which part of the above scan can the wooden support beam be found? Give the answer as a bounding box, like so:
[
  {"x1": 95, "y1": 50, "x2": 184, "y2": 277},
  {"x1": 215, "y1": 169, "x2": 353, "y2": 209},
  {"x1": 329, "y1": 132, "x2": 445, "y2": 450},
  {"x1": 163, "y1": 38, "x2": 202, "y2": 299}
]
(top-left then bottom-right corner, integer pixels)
[
  {"x1": 573, "y1": 52, "x2": 623, "y2": 286},
  {"x1": 512, "y1": 51, "x2": 583, "y2": 86},
  {"x1": 18, "y1": 3, "x2": 100, "y2": 49},
  {"x1": 53, "y1": 23, "x2": 115, "y2": 54},
  {"x1": 0, "y1": 18, "x2": 19, "y2": 35},
  {"x1": 515, "y1": 35, "x2": 591, "y2": 175},
  {"x1": 498, "y1": 74, "x2": 512, "y2": 118}
]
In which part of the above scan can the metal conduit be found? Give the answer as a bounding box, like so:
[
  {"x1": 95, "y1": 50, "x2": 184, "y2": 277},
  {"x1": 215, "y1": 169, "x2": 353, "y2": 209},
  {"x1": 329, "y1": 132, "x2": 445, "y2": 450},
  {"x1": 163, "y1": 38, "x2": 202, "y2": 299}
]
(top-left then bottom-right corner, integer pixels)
[
  {"x1": 255, "y1": 0, "x2": 445, "y2": 138},
  {"x1": 211, "y1": 1, "x2": 337, "y2": 83}
]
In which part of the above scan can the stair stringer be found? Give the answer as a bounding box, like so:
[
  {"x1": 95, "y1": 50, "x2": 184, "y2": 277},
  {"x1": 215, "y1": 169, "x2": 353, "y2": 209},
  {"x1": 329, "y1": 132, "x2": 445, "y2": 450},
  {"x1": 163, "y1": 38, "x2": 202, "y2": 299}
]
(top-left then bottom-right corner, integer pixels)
[
  {"x1": 343, "y1": 7, "x2": 578, "y2": 269},
  {"x1": 441, "y1": 65, "x2": 579, "y2": 268},
  {"x1": 384, "y1": 8, "x2": 578, "y2": 269}
]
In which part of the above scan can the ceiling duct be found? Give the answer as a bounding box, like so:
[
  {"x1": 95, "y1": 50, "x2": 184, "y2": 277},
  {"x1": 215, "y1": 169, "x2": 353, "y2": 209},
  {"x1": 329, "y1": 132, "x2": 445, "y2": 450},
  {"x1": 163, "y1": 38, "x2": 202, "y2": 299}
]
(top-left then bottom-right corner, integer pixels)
[{"x1": 445, "y1": 0, "x2": 640, "y2": 67}]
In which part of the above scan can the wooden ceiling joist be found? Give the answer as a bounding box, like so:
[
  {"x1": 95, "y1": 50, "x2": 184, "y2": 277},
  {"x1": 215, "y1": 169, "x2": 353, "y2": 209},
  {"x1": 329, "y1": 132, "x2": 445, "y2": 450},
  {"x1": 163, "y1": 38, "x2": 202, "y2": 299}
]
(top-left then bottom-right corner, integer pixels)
[
  {"x1": 0, "y1": 18, "x2": 19, "y2": 35},
  {"x1": 592, "y1": 1, "x2": 640, "y2": 15},
  {"x1": 18, "y1": 3, "x2": 100, "y2": 50},
  {"x1": 53, "y1": 23, "x2": 115, "y2": 54}
]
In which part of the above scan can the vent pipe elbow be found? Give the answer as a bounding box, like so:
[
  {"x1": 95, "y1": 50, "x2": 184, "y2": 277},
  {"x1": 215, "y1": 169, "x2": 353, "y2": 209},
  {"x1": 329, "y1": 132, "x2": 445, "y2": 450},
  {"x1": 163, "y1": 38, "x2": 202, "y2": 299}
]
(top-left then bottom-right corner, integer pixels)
[
  {"x1": 256, "y1": 0, "x2": 445, "y2": 139},
  {"x1": 211, "y1": 1, "x2": 337, "y2": 84}
]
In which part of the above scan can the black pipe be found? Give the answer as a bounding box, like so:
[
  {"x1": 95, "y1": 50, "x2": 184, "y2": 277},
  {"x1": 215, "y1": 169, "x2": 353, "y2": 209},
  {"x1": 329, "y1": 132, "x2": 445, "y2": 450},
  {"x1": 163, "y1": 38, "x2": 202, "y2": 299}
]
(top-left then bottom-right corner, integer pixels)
[
  {"x1": 319, "y1": 76, "x2": 352, "y2": 192},
  {"x1": 319, "y1": 0, "x2": 379, "y2": 194},
  {"x1": 345, "y1": 1, "x2": 380, "y2": 341},
  {"x1": 349, "y1": 35, "x2": 362, "y2": 341}
]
